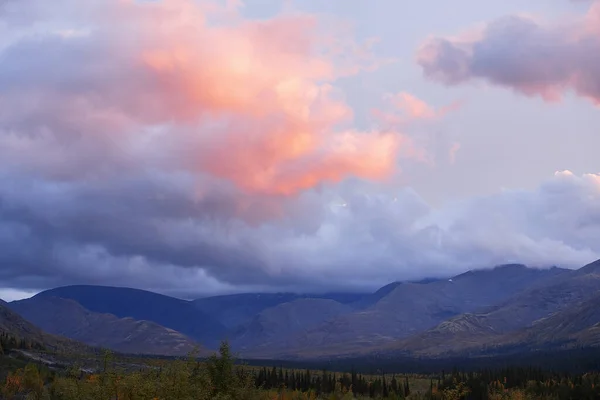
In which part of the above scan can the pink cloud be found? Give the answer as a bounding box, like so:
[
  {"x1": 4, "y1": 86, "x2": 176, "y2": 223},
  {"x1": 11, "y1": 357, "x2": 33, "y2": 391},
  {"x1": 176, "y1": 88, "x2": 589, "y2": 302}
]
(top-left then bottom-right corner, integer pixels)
[
  {"x1": 0, "y1": 0, "x2": 414, "y2": 196},
  {"x1": 371, "y1": 92, "x2": 461, "y2": 127},
  {"x1": 391, "y1": 92, "x2": 437, "y2": 119},
  {"x1": 416, "y1": 2, "x2": 600, "y2": 105}
]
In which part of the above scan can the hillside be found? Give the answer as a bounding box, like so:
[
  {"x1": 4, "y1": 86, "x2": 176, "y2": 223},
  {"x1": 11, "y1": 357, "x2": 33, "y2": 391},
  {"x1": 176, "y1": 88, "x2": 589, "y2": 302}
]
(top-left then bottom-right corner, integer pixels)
[
  {"x1": 0, "y1": 300, "x2": 89, "y2": 354},
  {"x1": 385, "y1": 259, "x2": 600, "y2": 357},
  {"x1": 231, "y1": 298, "x2": 352, "y2": 351},
  {"x1": 497, "y1": 290, "x2": 600, "y2": 350},
  {"x1": 10, "y1": 296, "x2": 203, "y2": 356},
  {"x1": 10, "y1": 260, "x2": 600, "y2": 360},
  {"x1": 244, "y1": 264, "x2": 568, "y2": 358},
  {"x1": 35, "y1": 285, "x2": 226, "y2": 348},
  {"x1": 193, "y1": 292, "x2": 364, "y2": 329}
]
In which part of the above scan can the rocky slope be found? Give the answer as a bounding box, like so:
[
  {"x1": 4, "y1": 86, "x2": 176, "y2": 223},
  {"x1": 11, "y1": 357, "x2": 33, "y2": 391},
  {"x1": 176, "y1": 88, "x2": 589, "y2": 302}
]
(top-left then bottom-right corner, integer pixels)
[{"x1": 385, "y1": 259, "x2": 600, "y2": 357}]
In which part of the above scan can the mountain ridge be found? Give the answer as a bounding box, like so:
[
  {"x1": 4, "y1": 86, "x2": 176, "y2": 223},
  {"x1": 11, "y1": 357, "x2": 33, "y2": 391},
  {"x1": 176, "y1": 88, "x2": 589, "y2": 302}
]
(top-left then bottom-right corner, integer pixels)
[
  {"x1": 35, "y1": 285, "x2": 226, "y2": 348},
  {"x1": 10, "y1": 296, "x2": 204, "y2": 356},
  {"x1": 0, "y1": 300, "x2": 91, "y2": 354},
  {"x1": 10, "y1": 260, "x2": 600, "y2": 360}
]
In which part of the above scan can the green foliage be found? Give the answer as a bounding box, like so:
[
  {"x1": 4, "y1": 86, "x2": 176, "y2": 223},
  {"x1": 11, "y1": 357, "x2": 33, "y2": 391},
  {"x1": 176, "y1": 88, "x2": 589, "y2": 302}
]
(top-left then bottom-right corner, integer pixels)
[
  {"x1": 2, "y1": 341, "x2": 600, "y2": 399},
  {"x1": 7, "y1": 341, "x2": 259, "y2": 400}
]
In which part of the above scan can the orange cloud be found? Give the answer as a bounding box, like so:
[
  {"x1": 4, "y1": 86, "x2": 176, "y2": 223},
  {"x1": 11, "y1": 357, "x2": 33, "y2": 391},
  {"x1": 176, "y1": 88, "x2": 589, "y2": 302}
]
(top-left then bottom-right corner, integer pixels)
[{"x1": 90, "y1": 0, "x2": 405, "y2": 196}]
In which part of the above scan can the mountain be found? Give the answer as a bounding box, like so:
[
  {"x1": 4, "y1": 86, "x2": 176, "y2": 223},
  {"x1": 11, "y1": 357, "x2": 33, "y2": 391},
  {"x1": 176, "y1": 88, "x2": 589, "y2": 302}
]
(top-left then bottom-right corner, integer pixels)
[
  {"x1": 509, "y1": 290, "x2": 600, "y2": 348},
  {"x1": 34, "y1": 285, "x2": 226, "y2": 348},
  {"x1": 193, "y1": 292, "x2": 365, "y2": 329},
  {"x1": 577, "y1": 258, "x2": 600, "y2": 275},
  {"x1": 245, "y1": 264, "x2": 568, "y2": 358},
  {"x1": 385, "y1": 260, "x2": 600, "y2": 357},
  {"x1": 14, "y1": 261, "x2": 598, "y2": 360},
  {"x1": 0, "y1": 300, "x2": 89, "y2": 353},
  {"x1": 194, "y1": 293, "x2": 310, "y2": 329},
  {"x1": 231, "y1": 299, "x2": 352, "y2": 351},
  {"x1": 350, "y1": 282, "x2": 404, "y2": 310},
  {"x1": 10, "y1": 296, "x2": 203, "y2": 356},
  {"x1": 395, "y1": 289, "x2": 600, "y2": 358}
]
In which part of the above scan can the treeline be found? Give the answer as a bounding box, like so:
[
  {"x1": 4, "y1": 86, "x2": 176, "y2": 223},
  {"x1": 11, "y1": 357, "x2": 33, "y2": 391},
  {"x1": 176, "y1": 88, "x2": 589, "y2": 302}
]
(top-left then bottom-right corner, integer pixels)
[
  {"x1": 2, "y1": 342, "x2": 261, "y2": 400},
  {"x1": 0, "y1": 342, "x2": 426, "y2": 399},
  {"x1": 0, "y1": 332, "x2": 45, "y2": 354},
  {"x1": 3, "y1": 341, "x2": 600, "y2": 399},
  {"x1": 245, "y1": 346, "x2": 600, "y2": 375},
  {"x1": 437, "y1": 367, "x2": 600, "y2": 400},
  {"x1": 255, "y1": 366, "x2": 412, "y2": 398}
]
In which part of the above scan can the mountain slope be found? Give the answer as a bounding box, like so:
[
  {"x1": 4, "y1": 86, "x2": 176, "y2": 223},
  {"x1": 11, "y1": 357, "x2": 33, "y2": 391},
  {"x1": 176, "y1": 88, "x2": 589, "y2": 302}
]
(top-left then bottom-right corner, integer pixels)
[
  {"x1": 10, "y1": 296, "x2": 202, "y2": 356},
  {"x1": 386, "y1": 259, "x2": 600, "y2": 357},
  {"x1": 250, "y1": 265, "x2": 568, "y2": 358},
  {"x1": 231, "y1": 299, "x2": 352, "y2": 351},
  {"x1": 0, "y1": 300, "x2": 89, "y2": 353},
  {"x1": 502, "y1": 290, "x2": 600, "y2": 349},
  {"x1": 194, "y1": 292, "x2": 364, "y2": 329},
  {"x1": 194, "y1": 293, "x2": 309, "y2": 329},
  {"x1": 35, "y1": 285, "x2": 226, "y2": 348}
]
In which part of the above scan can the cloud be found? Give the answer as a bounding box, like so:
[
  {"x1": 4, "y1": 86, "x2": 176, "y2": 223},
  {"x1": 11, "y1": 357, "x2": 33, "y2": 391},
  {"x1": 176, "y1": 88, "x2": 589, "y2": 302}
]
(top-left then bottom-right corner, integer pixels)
[
  {"x1": 416, "y1": 2, "x2": 600, "y2": 105},
  {"x1": 0, "y1": 0, "x2": 408, "y2": 196},
  {"x1": 372, "y1": 92, "x2": 462, "y2": 125},
  {"x1": 0, "y1": 288, "x2": 37, "y2": 302},
  {"x1": 0, "y1": 0, "x2": 599, "y2": 298},
  {"x1": 1, "y1": 167, "x2": 599, "y2": 297},
  {"x1": 448, "y1": 142, "x2": 461, "y2": 164}
]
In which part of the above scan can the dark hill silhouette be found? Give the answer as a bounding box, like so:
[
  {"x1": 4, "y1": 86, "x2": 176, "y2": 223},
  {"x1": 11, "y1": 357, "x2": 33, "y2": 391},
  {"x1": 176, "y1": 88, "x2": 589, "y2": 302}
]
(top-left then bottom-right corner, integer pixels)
[
  {"x1": 35, "y1": 285, "x2": 226, "y2": 348},
  {"x1": 10, "y1": 296, "x2": 204, "y2": 356}
]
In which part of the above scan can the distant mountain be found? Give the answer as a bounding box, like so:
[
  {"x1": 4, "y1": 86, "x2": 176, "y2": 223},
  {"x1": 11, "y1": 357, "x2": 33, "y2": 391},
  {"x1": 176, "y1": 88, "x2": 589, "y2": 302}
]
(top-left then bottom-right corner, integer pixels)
[
  {"x1": 0, "y1": 300, "x2": 88, "y2": 353},
  {"x1": 35, "y1": 286, "x2": 226, "y2": 348},
  {"x1": 10, "y1": 296, "x2": 203, "y2": 356},
  {"x1": 231, "y1": 299, "x2": 352, "y2": 351},
  {"x1": 241, "y1": 264, "x2": 569, "y2": 358},
  {"x1": 18, "y1": 260, "x2": 600, "y2": 360},
  {"x1": 385, "y1": 260, "x2": 600, "y2": 357},
  {"x1": 194, "y1": 292, "x2": 365, "y2": 329},
  {"x1": 509, "y1": 290, "x2": 600, "y2": 348},
  {"x1": 194, "y1": 293, "x2": 309, "y2": 329},
  {"x1": 350, "y1": 282, "x2": 403, "y2": 310},
  {"x1": 576, "y1": 258, "x2": 600, "y2": 276}
]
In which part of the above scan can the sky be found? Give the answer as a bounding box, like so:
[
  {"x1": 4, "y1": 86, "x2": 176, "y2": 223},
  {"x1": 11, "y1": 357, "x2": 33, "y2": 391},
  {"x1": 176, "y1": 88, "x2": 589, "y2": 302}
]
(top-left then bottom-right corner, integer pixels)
[{"x1": 0, "y1": 0, "x2": 599, "y2": 301}]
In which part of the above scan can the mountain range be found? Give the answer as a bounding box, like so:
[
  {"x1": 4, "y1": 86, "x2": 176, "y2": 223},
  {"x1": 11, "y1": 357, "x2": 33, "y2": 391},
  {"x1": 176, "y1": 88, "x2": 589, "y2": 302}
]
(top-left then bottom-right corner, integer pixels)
[{"x1": 2, "y1": 259, "x2": 600, "y2": 360}]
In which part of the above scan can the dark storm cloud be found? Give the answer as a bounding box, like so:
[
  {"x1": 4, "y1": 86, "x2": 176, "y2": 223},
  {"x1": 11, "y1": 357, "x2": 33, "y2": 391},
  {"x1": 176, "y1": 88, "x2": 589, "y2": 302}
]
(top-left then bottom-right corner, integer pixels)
[{"x1": 1, "y1": 167, "x2": 599, "y2": 296}]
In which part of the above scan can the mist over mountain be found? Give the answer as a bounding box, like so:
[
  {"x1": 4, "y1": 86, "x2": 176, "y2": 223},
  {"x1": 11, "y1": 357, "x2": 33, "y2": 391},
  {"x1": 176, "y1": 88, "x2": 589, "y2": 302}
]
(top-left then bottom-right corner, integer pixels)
[{"x1": 4, "y1": 260, "x2": 599, "y2": 361}]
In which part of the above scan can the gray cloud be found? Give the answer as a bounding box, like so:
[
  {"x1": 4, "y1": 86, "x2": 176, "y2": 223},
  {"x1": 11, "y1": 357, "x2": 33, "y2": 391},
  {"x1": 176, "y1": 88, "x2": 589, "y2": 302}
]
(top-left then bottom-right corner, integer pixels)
[
  {"x1": 416, "y1": 2, "x2": 600, "y2": 104},
  {"x1": 1, "y1": 168, "x2": 599, "y2": 297},
  {"x1": 1, "y1": 0, "x2": 599, "y2": 299}
]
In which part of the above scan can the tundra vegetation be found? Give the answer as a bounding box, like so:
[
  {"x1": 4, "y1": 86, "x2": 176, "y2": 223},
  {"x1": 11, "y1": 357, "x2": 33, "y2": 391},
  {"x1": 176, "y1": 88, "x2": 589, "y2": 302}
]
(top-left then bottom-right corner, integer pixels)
[{"x1": 1, "y1": 337, "x2": 600, "y2": 399}]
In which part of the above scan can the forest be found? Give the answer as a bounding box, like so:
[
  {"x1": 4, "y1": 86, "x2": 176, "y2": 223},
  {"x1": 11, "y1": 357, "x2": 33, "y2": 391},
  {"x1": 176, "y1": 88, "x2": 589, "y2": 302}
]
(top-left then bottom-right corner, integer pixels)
[{"x1": 1, "y1": 336, "x2": 600, "y2": 400}]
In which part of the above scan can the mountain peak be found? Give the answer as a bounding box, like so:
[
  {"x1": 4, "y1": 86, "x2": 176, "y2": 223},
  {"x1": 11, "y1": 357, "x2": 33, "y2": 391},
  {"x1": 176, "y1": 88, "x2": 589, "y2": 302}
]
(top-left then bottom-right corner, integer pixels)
[
  {"x1": 451, "y1": 264, "x2": 527, "y2": 280},
  {"x1": 493, "y1": 263, "x2": 528, "y2": 270},
  {"x1": 579, "y1": 258, "x2": 600, "y2": 274}
]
